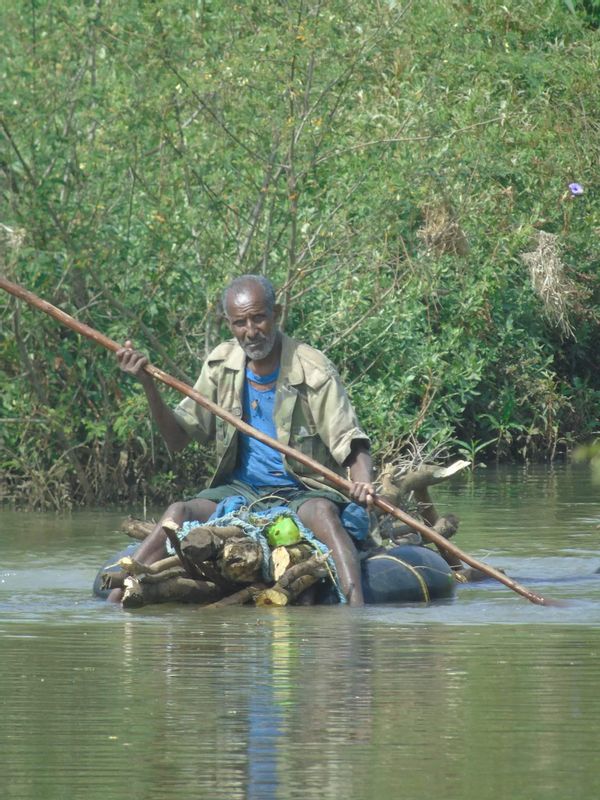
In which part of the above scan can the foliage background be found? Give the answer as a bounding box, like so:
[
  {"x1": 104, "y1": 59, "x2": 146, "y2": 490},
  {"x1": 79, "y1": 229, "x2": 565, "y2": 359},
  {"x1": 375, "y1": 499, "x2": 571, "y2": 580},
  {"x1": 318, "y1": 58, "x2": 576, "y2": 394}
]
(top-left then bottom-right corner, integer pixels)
[{"x1": 1, "y1": 0, "x2": 599, "y2": 508}]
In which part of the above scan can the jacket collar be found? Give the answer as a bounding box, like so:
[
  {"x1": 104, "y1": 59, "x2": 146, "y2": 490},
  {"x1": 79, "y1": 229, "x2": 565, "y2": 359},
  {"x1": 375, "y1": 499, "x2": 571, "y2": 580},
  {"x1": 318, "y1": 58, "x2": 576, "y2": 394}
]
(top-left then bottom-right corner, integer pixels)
[{"x1": 222, "y1": 332, "x2": 304, "y2": 386}]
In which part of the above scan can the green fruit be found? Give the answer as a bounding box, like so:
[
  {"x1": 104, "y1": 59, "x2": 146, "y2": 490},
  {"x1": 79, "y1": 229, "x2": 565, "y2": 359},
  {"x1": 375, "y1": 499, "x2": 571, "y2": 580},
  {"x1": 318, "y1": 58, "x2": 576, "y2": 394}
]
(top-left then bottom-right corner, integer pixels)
[{"x1": 266, "y1": 516, "x2": 302, "y2": 547}]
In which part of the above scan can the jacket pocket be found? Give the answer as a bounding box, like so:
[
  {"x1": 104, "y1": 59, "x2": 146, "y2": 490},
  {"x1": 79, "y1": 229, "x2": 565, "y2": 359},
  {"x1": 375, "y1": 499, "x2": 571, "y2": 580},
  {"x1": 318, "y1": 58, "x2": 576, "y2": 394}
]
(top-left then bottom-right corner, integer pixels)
[{"x1": 289, "y1": 427, "x2": 329, "y2": 475}]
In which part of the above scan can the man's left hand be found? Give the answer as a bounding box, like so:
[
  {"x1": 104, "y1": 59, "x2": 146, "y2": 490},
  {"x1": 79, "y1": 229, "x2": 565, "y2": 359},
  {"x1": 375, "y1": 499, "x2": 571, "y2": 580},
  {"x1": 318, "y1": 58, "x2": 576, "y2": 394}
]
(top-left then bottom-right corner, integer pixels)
[{"x1": 349, "y1": 481, "x2": 376, "y2": 508}]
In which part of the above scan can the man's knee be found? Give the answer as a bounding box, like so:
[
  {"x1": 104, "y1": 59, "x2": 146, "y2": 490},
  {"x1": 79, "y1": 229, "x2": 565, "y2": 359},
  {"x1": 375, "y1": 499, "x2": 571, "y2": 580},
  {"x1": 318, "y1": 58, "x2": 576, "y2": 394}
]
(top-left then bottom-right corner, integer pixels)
[
  {"x1": 165, "y1": 498, "x2": 216, "y2": 524},
  {"x1": 298, "y1": 497, "x2": 340, "y2": 526},
  {"x1": 187, "y1": 498, "x2": 217, "y2": 522},
  {"x1": 165, "y1": 500, "x2": 187, "y2": 519}
]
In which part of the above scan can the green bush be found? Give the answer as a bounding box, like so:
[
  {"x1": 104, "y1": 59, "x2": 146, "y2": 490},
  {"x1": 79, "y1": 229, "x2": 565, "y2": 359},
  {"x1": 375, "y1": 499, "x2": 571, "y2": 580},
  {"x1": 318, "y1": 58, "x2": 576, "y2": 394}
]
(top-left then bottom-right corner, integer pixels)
[{"x1": 1, "y1": 0, "x2": 599, "y2": 507}]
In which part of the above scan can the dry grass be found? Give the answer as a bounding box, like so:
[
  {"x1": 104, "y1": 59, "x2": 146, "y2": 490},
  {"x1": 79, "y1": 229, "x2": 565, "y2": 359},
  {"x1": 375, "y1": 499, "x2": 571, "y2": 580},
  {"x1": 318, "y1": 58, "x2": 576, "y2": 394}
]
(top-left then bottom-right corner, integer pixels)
[
  {"x1": 417, "y1": 202, "x2": 469, "y2": 256},
  {"x1": 0, "y1": 223, "x2": 26, "y2": 253},
  {"x1": 376, "y1": 434, "x2": 451, "y2": 488},
  {"x1": 520, "y1": 231, "x2": 580, "y2": 339}
]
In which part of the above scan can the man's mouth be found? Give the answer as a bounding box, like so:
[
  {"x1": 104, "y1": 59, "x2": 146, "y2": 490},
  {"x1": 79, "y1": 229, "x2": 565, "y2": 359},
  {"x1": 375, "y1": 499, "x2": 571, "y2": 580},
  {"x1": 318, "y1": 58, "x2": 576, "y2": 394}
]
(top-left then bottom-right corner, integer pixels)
[{"x1": 242, "y1": 332, "x2": 276, "y2": 359}]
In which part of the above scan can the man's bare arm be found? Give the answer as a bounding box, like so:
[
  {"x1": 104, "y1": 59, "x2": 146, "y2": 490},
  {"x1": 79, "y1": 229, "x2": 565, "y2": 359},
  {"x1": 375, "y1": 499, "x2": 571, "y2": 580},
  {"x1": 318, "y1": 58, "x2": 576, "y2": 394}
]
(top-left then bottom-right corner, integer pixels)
[
  {"x1": 345, "y1": 443, "x2": 376, "y2": 507},
  {"x1": 116, "y1": 340, "x2": 190, "y2": 453}
]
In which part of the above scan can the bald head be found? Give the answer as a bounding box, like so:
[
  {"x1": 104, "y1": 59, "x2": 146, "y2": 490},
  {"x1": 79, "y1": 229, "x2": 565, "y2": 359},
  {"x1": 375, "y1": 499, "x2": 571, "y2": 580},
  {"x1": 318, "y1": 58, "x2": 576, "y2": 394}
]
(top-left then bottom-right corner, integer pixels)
[
  {"x1": 222, "y1": 275, "x2": 281, "y2": 363},
  {"x1": 221, "y1": 274, "x2": 276, "y2": 319}
]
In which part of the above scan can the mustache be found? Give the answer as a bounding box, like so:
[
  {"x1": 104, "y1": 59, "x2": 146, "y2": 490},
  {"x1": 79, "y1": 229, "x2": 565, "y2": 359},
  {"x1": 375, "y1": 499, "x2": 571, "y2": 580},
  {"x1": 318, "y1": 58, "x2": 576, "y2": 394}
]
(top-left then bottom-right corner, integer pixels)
[
  {"x1": 243, "y1": 333, "x2": 268, "y2": 345},
  {"x1": 240, "y1": 331, "x2": 276, "y2": 359}
]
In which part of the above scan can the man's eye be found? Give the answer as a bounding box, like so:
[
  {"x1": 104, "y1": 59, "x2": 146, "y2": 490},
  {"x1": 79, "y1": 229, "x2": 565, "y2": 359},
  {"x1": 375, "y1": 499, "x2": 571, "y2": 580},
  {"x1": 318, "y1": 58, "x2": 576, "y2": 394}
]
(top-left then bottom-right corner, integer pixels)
[{"x1": 232, "y1": 320, "x2": 245, "y2": 328}]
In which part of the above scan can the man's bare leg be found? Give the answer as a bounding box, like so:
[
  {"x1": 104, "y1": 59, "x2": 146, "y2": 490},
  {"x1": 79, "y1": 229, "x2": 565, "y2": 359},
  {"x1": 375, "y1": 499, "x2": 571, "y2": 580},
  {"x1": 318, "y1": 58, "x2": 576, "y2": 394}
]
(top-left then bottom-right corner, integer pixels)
[
  {"x1": 297, "y1": 498, "x2": 365, "y2": 607},
  {"x1": 107, "y1": 497, "x2": 217, "y2": 603}
]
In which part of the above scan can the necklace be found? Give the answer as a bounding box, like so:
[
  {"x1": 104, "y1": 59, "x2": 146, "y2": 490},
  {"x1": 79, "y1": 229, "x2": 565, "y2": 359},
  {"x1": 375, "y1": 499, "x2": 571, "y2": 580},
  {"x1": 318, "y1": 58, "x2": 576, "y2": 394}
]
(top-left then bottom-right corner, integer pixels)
[{"x1": 246, "y1": 365, "x2": 280, "y2": 385}]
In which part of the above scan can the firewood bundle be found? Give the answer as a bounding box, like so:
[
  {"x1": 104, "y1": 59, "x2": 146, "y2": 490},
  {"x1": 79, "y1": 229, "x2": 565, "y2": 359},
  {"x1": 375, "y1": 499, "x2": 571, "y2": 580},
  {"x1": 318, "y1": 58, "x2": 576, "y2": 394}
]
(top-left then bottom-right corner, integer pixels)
[
  {"x1": 105, "y1": 460, "x2": 475, "y2": 608},
  {"x1": 102, "y1": 519, "x2": 331, "y2": 609}
]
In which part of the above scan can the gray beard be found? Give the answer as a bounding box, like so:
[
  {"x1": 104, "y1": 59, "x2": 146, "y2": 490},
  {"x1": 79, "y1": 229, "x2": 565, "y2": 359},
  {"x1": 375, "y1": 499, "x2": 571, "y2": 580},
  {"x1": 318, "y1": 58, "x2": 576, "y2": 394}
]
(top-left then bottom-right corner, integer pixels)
[{"x1": 240, "y1": 331, "x2": 278, "y2": 361}]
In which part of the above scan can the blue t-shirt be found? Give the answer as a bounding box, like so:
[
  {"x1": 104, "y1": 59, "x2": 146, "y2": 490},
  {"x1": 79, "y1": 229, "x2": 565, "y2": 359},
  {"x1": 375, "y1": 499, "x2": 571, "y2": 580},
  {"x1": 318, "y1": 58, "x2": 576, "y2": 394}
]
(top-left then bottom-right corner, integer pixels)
[{"x1": 230, "y1": 366, "x2": 301, "y2": 490}]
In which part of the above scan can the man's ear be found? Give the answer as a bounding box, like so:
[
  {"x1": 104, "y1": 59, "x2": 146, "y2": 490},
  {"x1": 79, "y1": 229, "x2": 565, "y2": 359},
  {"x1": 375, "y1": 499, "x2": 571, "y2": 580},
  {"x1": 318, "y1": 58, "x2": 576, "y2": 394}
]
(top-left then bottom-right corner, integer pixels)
[{"x1": 273, "y1": 303, "x2": 282, "y2": 322}]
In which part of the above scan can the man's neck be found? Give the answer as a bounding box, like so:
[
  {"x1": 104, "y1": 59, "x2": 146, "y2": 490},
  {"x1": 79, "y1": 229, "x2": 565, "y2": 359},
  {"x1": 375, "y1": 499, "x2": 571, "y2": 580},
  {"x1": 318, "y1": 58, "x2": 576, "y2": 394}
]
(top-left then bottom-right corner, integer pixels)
[{"x1": 247, "y1": 332, "x2": 282, "y2": 376}]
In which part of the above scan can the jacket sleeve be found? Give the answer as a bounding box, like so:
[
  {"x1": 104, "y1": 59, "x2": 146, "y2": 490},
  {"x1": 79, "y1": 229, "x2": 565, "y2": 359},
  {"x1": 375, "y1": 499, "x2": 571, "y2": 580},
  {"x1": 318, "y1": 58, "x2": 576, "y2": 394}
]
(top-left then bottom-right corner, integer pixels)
[
  {"x1": 172, "y1": 361, "x2": 217, "y2": 444},
  {"x1": 309, "y1": 368, "x2": 370, "y2": 466}
]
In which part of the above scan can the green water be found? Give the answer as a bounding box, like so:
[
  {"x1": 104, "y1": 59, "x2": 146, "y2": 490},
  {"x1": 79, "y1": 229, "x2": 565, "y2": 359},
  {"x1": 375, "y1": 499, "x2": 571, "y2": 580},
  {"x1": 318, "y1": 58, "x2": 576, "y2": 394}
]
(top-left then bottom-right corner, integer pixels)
[{"x1": 1, "y1": 464, "x2": 599, "y2": 800}]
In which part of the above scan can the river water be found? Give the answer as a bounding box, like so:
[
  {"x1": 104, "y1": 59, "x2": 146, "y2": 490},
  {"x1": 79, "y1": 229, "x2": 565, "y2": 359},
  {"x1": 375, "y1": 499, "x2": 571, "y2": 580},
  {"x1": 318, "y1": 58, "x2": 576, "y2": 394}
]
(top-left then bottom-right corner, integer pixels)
[{"x1": 1, "y1": 463, "x2": 599, "y2": 800}]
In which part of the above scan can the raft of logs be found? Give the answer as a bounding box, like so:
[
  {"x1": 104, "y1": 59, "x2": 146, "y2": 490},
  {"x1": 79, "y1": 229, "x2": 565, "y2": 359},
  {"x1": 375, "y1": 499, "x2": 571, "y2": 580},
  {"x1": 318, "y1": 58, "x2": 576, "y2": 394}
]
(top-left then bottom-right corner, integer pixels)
[
  {"x1": 104, "y1": 460, "x2": 483, "y2": 609},
  {"x1": 103, "y1": 518, "x2": 332, "y2": 609}
]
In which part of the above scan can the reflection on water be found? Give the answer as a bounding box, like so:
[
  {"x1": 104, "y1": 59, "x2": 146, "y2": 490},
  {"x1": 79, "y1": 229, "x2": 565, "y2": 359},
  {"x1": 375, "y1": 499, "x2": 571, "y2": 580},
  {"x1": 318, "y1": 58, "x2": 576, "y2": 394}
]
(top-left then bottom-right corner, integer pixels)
[{"x1": 1, "y1": 464, "x2": 600, "y2": 799}]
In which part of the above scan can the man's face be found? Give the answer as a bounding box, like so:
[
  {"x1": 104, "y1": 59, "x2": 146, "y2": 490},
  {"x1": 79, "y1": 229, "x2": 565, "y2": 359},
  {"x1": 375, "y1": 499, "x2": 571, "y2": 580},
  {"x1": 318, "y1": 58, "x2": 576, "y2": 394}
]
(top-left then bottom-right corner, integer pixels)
[{"x1": 225, "y1": 285, "x2": 280, "y2": 362}]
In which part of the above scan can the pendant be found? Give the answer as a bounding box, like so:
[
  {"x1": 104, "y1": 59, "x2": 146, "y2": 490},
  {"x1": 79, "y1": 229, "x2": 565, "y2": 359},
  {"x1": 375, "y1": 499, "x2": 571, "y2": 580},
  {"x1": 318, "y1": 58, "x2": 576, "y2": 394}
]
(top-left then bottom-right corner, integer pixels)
[{"x1": 251, "y1": 399, "x2": 259, "y2": 411}]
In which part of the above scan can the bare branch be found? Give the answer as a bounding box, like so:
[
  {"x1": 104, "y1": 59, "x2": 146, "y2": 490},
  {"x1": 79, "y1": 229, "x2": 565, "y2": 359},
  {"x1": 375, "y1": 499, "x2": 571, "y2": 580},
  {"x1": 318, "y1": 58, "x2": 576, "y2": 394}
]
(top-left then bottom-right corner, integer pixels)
[
  {"x1": 164, "y1": 61, "x2": 269, "y2": 166},
  {"x1": 322, "y1": 285, "x2": 396, "y2": 354},
  {"x1": 236, "y1": 136, "x2": 283, "y2": 267}
]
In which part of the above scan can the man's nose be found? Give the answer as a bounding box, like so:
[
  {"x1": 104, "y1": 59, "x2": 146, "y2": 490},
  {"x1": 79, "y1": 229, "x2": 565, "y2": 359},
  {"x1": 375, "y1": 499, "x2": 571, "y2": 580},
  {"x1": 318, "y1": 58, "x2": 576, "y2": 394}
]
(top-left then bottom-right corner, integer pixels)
[{"x1": 246, "y1": 319, "x2": 258, "y2": 337}]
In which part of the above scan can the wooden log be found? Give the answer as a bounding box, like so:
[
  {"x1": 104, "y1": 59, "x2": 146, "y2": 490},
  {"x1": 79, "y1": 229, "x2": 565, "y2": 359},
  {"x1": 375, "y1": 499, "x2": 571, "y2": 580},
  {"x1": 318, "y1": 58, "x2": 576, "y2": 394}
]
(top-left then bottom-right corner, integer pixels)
[
  {"x1": 100, "y1": 554, "x2": 184, "y2": 591},
  {"x1": 270, "y1": 543, "x2": 315, "y2": 581},
  {"x1": 137, "y1": 567, "x2": 188, "y2": 584},
  {"x1": 413, "y1": 485, "x2": 462, "y2": 570},
  {"x1": 255, "y1": 588, "x2": 289, "y2": 607},
  {"x1": 120, "y1": 517, "x2": 154, "y2": 540},
  {"x1": 254, "y1": 551, "x2": 329, "y2": 606},
  {"x1": 274, "y1": 551, "x2": 329, "y2": 588},
  {"x1": 387, "y1": 524, "x2": 422, "y2": 545},
  {"x1": 117, "y1": 554, "x2": 182, "y2": 576},
  {"x1": 115, "y1": 525, "x2": 265, "y2": 606},
  {"x1": 379, "y1": 461, "x2": 470, "y2": 505},
  {"x1": 192, "y1": 560, "x2": 232, "y2": 591},
  {"x1": 120, "y1": 517, "x2": 244, "y2": 544},
  {"x1": 122, "y1": 574, "x2": 222, "y2": 608},
  {"x1": 206, "y1": 583, "x2": 267, "y2": 608},
  {"x1": 255, "y1": 574, "x2": 320, "y2": 607},
  {"x1": 217, "y1": 537, "x2": 263, "y2": 584},
  {"x1": 270, "y1": 546, "x2": 291, "y2": 582},
  {"x1": 287, "y1": 573, "x2": 321, "y2": 600},
  {"x1": 379, "y1": 463, "x2": 466, "y2": 570},
  {"x1": 433, "y1": 514, "x2": 459, "y2": 540},
  {"x1": 180, "y1": 527, "x2": 224, "y2": 565},
  {"x1": 101, "y1": 571, "x2": 125, "y2": 591},
  {"x1": 204, "y1": 525, "x2": 248, "y2": 540},
  {"x1": 161, "y1": 518, "x2": 204, "y2": 581},
  {"x1": 180, "y1": 525, "x2": 244, "y2": 567},
  {"x1": 104, "y1": 556, "x2": 188, "y2": 590},
  {"x1": 115, "y1": 521, "x2": 322, "y2": 605},
  {"x1": 121, "y1": 576, "x2": 144, "y2": 608}
]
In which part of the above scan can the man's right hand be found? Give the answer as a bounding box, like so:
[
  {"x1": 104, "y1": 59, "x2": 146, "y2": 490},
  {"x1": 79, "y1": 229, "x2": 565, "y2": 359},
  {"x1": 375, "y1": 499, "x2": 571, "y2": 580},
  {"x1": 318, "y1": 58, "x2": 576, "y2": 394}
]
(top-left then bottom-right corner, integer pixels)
[
  {"x1": 116, "y1": 340, "x2": 150, "y2": 381},
  {"x1": 115, "y1": 340, "x2": 189, "y2": 452}
]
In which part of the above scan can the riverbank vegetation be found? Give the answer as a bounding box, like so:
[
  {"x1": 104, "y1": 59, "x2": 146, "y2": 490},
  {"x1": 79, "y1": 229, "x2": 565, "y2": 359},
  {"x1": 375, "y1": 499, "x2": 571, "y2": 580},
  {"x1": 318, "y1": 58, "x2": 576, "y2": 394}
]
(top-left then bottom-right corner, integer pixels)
[{"x1": 1, "y1": 0, "x2": 599, "y2": 508}]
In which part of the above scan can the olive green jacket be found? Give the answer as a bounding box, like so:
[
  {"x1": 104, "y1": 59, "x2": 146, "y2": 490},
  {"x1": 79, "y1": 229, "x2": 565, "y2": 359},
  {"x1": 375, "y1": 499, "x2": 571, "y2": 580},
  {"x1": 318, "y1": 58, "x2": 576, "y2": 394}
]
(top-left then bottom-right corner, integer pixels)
[{"x1": 173, "y1": 333, "x2": 369, "y2": 489}]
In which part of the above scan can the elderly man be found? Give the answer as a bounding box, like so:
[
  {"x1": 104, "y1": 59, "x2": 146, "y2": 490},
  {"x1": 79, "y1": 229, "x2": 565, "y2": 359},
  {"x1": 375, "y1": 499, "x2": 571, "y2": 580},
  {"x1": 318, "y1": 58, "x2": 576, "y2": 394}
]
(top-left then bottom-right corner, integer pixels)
[{"x1": 115, "y1": 274, "x2": 375, "y2": 606}]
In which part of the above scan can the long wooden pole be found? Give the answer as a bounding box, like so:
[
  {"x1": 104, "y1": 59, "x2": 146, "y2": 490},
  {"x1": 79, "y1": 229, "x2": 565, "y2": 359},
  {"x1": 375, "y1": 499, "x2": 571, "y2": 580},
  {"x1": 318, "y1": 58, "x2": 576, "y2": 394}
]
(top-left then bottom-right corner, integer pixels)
[{"x1": 0, "y1": 276, "x2": 555, "y2": 605}]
